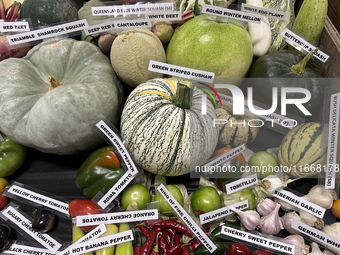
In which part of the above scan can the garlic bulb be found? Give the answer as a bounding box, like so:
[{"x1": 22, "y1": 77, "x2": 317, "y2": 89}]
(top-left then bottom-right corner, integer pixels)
[
  {"x1": 281, "y1": 211, "x2": 302, "y2": 234},
  {"x1": 256, "y1": 198, "x2": 277, "y2": 216},
  {"x1": 322, "y1": 223, "x2": 340, "y2": 255},
  {"x1": 308, "y1": 242, "x2": 335, "y2": 255},
  {"x1": 283, "y1": 235, "x2": 310, "y2": 255},
  {"x1": 301, "y1": 185, "x2": 337, "y2": 209},
  {"x1": 299, "y1": 210, "x2": 324, "y2": 230},
  {"x1": 258, "y1": 203, "x2": 283, "y2": 235},
  {"x1": 275, "y1": 197, "x2": 297, "y2": 211},
  {"x1": 231, "y1": 208, "x2": 261, "y2": 230},
  {"x1": 260, "y1": 175, "x2": 284, "y2": 193}
]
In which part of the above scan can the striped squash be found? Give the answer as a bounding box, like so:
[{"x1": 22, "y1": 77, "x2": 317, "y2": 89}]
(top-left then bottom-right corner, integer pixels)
[
  {"x1": 215, "y1": 103, "x2": 259, "y2": 147},
  {"x1": 120, "y1": 78, "x2": 219, "y2": 176},
  {"x1": 278, "y1": 122, "x2": 327, "y2": 177},
  {"x1": 262, "y1": 0, "x2": 296, "y2": 53}
]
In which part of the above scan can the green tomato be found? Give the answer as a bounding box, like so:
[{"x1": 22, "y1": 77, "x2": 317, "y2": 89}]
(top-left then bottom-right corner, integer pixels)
[
  {"x1": 121, "y1": 184, "x2": 151, "y2": 210},
  {"x1": 237, "y1": 189, "x2": 257, "y2": 211},
  {"x1": 248, "y1": 151, "x2": 278, "y2": 178},
  {"x1": 0, "y1": 132, "x2": 27, "y2": 177},
  {"x1": 154, "y1": 185, "x2": 183, "y2": 216},
  {"x1": 191, "y1": 186, "x2": 222, "y2": 215}
]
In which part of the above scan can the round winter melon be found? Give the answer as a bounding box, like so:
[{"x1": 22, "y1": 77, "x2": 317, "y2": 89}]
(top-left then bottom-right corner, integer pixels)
[{"x1": 110, "y1": 28, "x2": 166, "y2": 88}]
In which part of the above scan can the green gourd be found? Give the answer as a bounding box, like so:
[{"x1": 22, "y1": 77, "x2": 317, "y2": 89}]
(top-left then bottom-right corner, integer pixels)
[
  {"x1": 0, "y1": 39, "x2": 124, "y2": 155},
  {"x1": 262, "y1": 0, "x2": 296, "y2": 53},
  {"x1": 288, "y1": 0, "x2": 328, "y2": 50},
  {"x1": 278, "y1": 122, "x2": 326, "y2": 177}
]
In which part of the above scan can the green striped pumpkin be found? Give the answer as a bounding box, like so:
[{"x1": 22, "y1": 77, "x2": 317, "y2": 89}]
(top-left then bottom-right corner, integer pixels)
[
  {"x1": 262, "y1": 0, "x2": 296, "y2": 53},
  {"x1": 120, "y1": 78, "x2": 219, "y2": 176},
  {"x1": 278, "y1": 122, "x2": 326, "y2": 177}
]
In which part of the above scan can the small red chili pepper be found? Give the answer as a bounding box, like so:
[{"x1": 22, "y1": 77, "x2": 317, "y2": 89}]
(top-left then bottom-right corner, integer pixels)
[
  {"x1": 150, "y1": 232, "x2": 162, "y2": 255},
  {"x1": 150, "y1": 219, "x2": 193, "y2": 238},
  {"x1": 162, "y1": 244, "x2": 184, "y2": 255},
  {"x1": 137, "y1": 224, "x2": 151, "y2": 238},
  {"x1": 175, "y1": 232, "x2": 180, "y2": 245},
  {"x1": 182, "y1": 245, "x2": 190, "y2": 255},
  {"x1": 169, "y1": 229, "x2": 177, "y2": 246},
  {"x1": 189, "y1": 239, "x2": 201, "y2": 251},
  {"x1": 162, "y1": 230, "x2": 172, "y2": 244},
  {"x1": 158, "y1": 232, "x2": 170, "y2": 254},
  {"x1": 134, "y1": 230, "x2": 142, "y2": 255},
  {"x1": 140, "y1": 226, "x2": 163, "y2": 255}
]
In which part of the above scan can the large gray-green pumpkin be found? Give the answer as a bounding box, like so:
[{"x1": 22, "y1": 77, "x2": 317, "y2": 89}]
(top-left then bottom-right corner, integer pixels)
[
  {"x1": 0, "y1": 39, "x2": 124, "y2": 155},
  {"x1": 120, "y1": 78, "x2": 219, "y2": 176}
]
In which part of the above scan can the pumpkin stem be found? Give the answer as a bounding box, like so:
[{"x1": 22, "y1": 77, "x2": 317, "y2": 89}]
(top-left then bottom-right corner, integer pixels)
[
  {"x1": 223, "y1": 0, "x2": 235, "y2": 8},
  {"x1": 291, "y1": 48, "x2": 318, "y2": 76},
  {"x1": 48, "y1": 76, "x2": 63, "y2": 91},
  {"x1": 172, "y1": 81, "x2": 191, "y2": 109}
]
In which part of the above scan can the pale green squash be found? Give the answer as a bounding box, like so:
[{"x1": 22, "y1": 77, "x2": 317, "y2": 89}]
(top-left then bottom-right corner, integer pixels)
[
  {"x1": 120, "y1": 78, "x2": 219, "y2": 176},
  {"x1": 0, "y1": 39, "x2": 124, "y2": 155}
]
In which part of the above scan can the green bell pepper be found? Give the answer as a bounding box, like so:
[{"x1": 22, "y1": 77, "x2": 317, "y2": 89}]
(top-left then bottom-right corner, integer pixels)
[
  {"x1": 76, "y1": 146, "x2": 125, "y2": 199},
  {"x1": 0, "y1": 132, "x2": 27, "y2": 177}
]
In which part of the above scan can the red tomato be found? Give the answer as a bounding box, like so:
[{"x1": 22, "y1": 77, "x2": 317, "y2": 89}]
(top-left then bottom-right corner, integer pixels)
[
  {"x1": 212, "y1": 146, "x2": 246, "y2": 191},
  {"x1": 0, "y1": 194, "x2": 8, "y2": 210},
  {"x1": 227, "y1": 243, "x2": 251, "y2": 255},
  {"x1": 68, "y1": 199, "x2": 103, "y2": 232}
]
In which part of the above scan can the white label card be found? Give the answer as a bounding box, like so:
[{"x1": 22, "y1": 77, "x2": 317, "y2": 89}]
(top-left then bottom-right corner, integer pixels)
[
  {"x1": 292, "y1": 219, "x2": 340, "y2": 250},
  {"x1": 271, "y1": 189, "x2": 326, "y2": 218},
  {"x1": 225, "y1": 174, "x2": 258, "y2": 195},
  {"x1": 92, "y1": 3, "x2": 174, "y2": 16},
  {"x1": 201, "y1": 144, "x2": 246, "y2": 172},
  {"x1": 281, "y1": 28, "x2": 330, "y2": 63},
  {"x1": 95, "y1": 120, "x2": 139, "y2": 209},
  {"x1": 220, "y1": 225, "x2": 295, "y2": 254},
  {"x1": 6, "y1": 184, "x2": 69, "y2": 215},
  {"x1": 199, "y1": 200, "x2": 248, "y2": 225},
  {"x1": 76, "y1": 209, "x2": 158, "y2": 227},
  {"x1": 57, "y1": 224, "x2": 107, "y2": 255},
  {"x1": 202, "y1": 4, "x2": 263, "y2": 24},
  {"x1": 114, "y1": 19, "x2": 152, "y2": 29},
  {"x1": 157, "y1": 184, "x2": 218, "y2": 253},
  {"x1": 146, "y1": 11, "x2": 182, "y2": 21},
  {"x1": 241, "y1": 3, "x2": 286, "y2": 20},
  {"x1": 1, "y1": 205, "x2": 62, "y2": 253},
  {"x1": 0, "y1": 21, "x2": 30, "y2": 32},
  {"x1": 84, "y1": 21, "x2": 115, "y2": 35},
  {"x1": 69, "y1": 230, "x2": 134, "y2": 255},
  {"x1": 148, "y1": 60, "x2": 215, "y2": 83},
  {"x1": 3, "y1": 243, "x2": 54, "y2": 255},
  {"x1": 325, "y1": 92, "x2": 340, "y2": 189},
  {"x1": 7, "y1": 19, "x2": 89, "y2": 45}
]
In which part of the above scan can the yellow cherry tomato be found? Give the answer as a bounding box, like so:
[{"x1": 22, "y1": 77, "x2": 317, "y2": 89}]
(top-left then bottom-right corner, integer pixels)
[
  {"x1": 331, "y1": 199, "x2": 340, "y2": 219},
  {"x1": 0, "y1": 178, "x2": 9, "y2": 193}
]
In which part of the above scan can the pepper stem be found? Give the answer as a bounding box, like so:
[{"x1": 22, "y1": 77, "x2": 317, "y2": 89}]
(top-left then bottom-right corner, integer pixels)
[
  {"x1": 153, "y1": 232, "x2": 162, "y2": 253},
  {"x1": 172, "y1": 81, "x2": 191, "y2": 109},
  {"x1": 48, "y1": 76, "x2": 63, "y2": 91},
  {"x1": 223, "y1": 0, "x2": 235, "y2": 8},
  {"x1": 291, "y1": 48, "x2": 318, "y2": 76}
]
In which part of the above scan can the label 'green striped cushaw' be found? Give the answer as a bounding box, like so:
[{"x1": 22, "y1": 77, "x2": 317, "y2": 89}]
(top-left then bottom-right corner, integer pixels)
[
  {"x1": 278, "y1": 122, "x2": 326, "y2": 177},
  {"x1": 120, "y1": 78, "x2": 219, "y2": 176}
]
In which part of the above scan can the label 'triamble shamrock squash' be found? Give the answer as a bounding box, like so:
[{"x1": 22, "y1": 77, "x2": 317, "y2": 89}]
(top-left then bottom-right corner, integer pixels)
[
  {"x1": 120, "y1": 78, "x2": 219, "y2": 176},
  {"x1": 0, "y1": 39, "x2": 124, "y2": 155}
]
